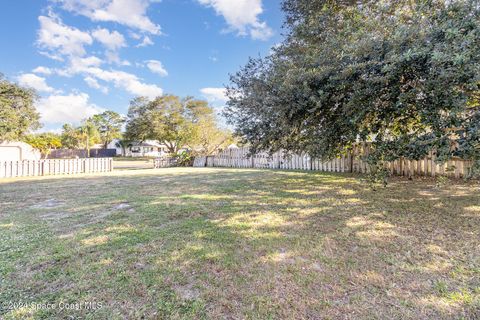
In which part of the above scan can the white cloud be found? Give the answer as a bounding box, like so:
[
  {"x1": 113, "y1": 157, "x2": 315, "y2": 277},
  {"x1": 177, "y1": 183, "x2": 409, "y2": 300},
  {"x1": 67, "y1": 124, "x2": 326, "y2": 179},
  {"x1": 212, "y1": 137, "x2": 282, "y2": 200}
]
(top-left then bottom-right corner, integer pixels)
[
  {"x1": 200, "y1": 87, "x2": 228, "y2": 103},
  {"x1": 198, "y1": 0, "x2": 273, "y2": 40},
  {"x1": 83, "y1": 67, "x2": 163, "y2": 99},
  {"x1": 136, "y1": 35, "x2": 154, "y2": 47},
  {"x1": 54, "y1": 56, "x2": 162, "y2": 98},
  {"x1": 59, "y1": 0, "x2": 161, "y2": 35},
  {"x1": 92, "y1": 28, "x2": 126, "y2": 51},
  {"x1": 128, "y1": 31, "x2": 142, "y2": 40},
  {"x1": 57, "y1": 56, "x2": 103, "y2": 76},
  {"x1": 145, "y1": 60, "x2": 168, "y2": 77},
  {"x1": 44, "y1": 128, "x2": 64, "y2": 134},
  {"x1": 91, "y1": 28, "x2": 130, "y2": 65},
  {"x1": 84, "y1": 76, "x2": 109, "y2": 94},
  {"x1": 37, "y1": 93, "x2": 104, "y2": 124},
  {"x1": 37, "y1": 13, "x2": 131, "y2": 68},
  {"x1": 39, "y1": 50, "x2": 64, "y2": 62},
  {"x1": 17, "y1": 73, "x2": 55, "y2": 93},
  {"x1": 105, "y1": 51, "x2": 131, "y2": 65},
  {"x1": 35, "y1": 8, "x2": 163, "y2": 100},
  {"x1": 73, "y1": 56, "x2": 103, "y2": 68},
  {"x1": 32, "y1": 66, "x2": 53, "y2": 75},
  {"x1": 37, "y1": 14, "x2": 93, "y2": 57}
]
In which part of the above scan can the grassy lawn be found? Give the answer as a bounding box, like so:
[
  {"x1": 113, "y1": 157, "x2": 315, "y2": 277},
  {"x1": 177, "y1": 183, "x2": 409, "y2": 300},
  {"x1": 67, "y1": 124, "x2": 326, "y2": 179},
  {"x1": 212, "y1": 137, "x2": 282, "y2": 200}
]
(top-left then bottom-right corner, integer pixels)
[
  {"x1": 113, "y1": 158, "x2": 154, "y2": 170},
  {"x1": 0, "y1": 168, "x2": 479, "y2": 319},
  {"x1": 113, "y1": 157, "x2": 156, "y2": 161}
]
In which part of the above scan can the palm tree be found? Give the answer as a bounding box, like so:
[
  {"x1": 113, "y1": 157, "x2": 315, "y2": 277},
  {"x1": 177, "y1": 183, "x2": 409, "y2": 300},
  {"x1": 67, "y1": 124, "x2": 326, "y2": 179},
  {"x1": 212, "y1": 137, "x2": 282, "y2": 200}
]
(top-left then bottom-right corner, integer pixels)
[{"x1": 78, "y1": 120, "x2": 98, "y2": 157}]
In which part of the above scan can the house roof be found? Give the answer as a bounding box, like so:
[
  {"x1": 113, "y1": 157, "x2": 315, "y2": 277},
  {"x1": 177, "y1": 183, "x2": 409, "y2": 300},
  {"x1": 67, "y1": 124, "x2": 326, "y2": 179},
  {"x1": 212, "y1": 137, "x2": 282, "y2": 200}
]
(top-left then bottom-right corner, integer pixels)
[
  {"x1": 130, "y1": 140, "x2": 165, "y2": 148},
  {"x1": 109, "y1": 139, "x2": 169, "y2": 148},
  {"x1": 135, "y1": 143, "x2": 159, "y2": 147}
]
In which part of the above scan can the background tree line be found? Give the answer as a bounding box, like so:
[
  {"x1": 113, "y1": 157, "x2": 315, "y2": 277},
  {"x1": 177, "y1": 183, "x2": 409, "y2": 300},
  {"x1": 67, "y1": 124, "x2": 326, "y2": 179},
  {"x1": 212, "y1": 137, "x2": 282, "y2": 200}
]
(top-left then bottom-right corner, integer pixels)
[{"x1": 0, "y1": 74, "x2": 232, "y2": 158}]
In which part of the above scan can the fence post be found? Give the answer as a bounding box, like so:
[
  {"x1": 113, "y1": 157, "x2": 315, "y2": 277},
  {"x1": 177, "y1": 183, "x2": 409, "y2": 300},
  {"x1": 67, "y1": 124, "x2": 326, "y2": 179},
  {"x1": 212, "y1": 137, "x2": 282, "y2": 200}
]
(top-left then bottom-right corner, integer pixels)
[{"x1": 349, "y1": 150, "x2": 354, "y2": 173}]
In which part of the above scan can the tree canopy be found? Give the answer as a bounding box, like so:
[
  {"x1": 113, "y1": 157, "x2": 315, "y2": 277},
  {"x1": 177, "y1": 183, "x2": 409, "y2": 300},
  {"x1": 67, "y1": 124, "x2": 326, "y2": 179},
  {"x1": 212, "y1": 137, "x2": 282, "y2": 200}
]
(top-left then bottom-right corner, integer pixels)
[
  {"x1": 0, "y1": 75, "x2": 40, "y2": 142},
  {"x1": 125, "y1": 95, "x2": 231, "y2": 155},
  {"x1": 60, "y1": 124, "x2": 82, "y2": 149},
  {"x1": 225, "y1": 0, "x2": 480, "y2": 174},
  {"x1": 125, "y1": 95, "x2": 190, "y2": 154},
  {"x1": 184, "y1": 99, "x2": 234, "y2": 155},
  {"x1": 90, "y1": 111, "x2": 125, "y2": 149},
  {"x1": 77, "y1": 119, "x2": 100, "y2": 155},
  {"x1": 60, "y1": 121, "x2": 100, "y2": 153},
  {"x1": 23, "y1": 133, "x2": 62, "y2": 158}
]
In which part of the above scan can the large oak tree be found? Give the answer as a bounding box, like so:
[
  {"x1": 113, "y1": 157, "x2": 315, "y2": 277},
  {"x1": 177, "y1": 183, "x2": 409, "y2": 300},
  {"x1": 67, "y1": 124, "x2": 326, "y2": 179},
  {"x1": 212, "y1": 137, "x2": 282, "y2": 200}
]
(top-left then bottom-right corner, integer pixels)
[
  {"x1": 125, "y1": 95, "x2": 191, "y2": 154},
  {"x1": 225, "y1": 0, "x2": 480, "y2": 177},
  {"x1": 125, "y1": 95, "x2": 232, "y2": 155}
]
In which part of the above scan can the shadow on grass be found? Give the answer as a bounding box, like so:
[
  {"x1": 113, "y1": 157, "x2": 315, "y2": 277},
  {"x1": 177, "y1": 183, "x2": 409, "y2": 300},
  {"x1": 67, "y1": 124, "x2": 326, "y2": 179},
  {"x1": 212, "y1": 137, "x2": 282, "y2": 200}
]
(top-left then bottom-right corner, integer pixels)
[{"x1": 0, "y1": 168, "x2": 479, "y2": 319}]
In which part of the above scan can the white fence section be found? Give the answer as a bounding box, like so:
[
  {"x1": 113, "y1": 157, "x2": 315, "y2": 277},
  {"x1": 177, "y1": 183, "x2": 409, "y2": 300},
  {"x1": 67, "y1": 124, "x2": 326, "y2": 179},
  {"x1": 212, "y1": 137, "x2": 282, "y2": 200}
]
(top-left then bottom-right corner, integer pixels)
[
  {"x1": 193, "y1": 147, "x2": 474, "y2": 179},
  {"x1": 0, "y1": 158, "x2": 113, "y2": 178},
  {"x1": 154, "y1": 156, "x2": 177, "y2": 168}
]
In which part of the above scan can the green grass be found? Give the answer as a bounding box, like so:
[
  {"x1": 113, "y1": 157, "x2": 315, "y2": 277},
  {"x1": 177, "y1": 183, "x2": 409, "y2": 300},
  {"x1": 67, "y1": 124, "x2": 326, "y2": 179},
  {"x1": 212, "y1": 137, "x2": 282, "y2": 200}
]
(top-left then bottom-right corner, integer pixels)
[
  {"x1": 0, "y1": 168, "x2": 479, "y2": 319},
  {"x1": 113, "y1": 157, "x2": 155, "y2": 161}
]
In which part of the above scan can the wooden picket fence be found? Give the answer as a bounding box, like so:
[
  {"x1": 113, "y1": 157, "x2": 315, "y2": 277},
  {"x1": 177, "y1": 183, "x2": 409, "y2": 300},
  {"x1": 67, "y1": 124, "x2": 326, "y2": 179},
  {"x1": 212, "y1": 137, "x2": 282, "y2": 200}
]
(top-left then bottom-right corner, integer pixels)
[
  {"x1": 154, "y1": 156, "x2": 178, "y2": 168},
  {"x1": 0, "y1": 158, "x2": 113, "y2": 179},
  {"x1": 193, "y1": 147, "x2": 474, "y2": 178}
]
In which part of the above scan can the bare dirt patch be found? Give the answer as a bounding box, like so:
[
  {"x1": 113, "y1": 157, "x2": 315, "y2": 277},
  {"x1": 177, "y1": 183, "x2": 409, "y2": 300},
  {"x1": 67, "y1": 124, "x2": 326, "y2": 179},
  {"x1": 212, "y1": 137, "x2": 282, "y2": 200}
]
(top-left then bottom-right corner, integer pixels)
[
  {"x1": 173, "y1": 283, "x2": 201, "y2": 301},
  {"x1": 113, "y1": 203, "x2": 131, "y2": 210},
  {"x1": 31, "y1": 198, "x2": 64, "y2": 209}
]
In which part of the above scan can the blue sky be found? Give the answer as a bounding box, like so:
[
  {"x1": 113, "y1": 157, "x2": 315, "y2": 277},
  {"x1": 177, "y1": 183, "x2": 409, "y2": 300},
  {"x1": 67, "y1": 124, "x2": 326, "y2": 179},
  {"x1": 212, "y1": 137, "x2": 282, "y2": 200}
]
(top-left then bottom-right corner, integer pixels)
[{"x1": 0, "y1": 0, "x2": 284, "y2": 130}]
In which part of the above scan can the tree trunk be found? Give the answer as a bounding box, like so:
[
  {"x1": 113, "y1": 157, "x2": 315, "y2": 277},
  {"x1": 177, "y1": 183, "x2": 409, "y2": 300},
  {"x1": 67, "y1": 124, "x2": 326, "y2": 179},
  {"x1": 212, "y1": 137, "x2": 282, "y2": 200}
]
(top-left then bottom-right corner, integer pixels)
[
  {"x1": 164, "y1": 141, "x2": 176, "y2": 155},
  {"x1": 86, "y1": 135, "x2": 90, "y2": 158}
]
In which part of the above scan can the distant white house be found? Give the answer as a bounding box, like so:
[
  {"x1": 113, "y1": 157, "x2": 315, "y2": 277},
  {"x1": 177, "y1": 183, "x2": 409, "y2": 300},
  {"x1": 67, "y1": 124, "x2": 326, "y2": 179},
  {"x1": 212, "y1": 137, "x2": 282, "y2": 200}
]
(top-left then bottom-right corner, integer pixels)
[
  {"x1": 226, "y1": 143, "x2": 239, "y2": 150},
  {"x1": 108, "y1": 139, "x2": 170, "y2": 157},
  {"x1": 0, "y1": 141, "x2": 41, "y2": 161}
]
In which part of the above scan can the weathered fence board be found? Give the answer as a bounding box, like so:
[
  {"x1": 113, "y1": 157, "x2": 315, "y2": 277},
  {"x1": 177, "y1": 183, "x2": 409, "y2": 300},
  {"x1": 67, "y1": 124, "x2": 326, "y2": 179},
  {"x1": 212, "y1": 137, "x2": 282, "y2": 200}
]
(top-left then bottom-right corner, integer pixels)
[
  {"x1": 0, "y1": 158, "x2": 113, "y2": 178},
  {"x1": 193, "y1": 147, "x2": 473, "y2": 178},
  {"x1": 154, "y1": 157, "x2": 177, "y2": 168}
]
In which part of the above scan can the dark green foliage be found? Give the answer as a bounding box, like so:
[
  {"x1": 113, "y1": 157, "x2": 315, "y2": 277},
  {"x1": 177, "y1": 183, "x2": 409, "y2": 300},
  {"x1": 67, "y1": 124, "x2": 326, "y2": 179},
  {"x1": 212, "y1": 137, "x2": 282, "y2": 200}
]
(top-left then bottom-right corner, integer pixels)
[
  {"x1": 125, "y1": 96, "x2": 192, "y2": 154},
  {"x1": 0, "y1": 75, "x2": 40, "y2": 141},
  {"x1": 60, "y1": 124, "x2": 82, "y2": 149},
  {"x1": 225, "y1": 0, "x2": 480, "y2": 182},
  {"x1": 466, "y1": 159, "x2": 480, "y2": 180},
  {"x1": 60, "y1": 121, "x2": 100, "y2": 152}
]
